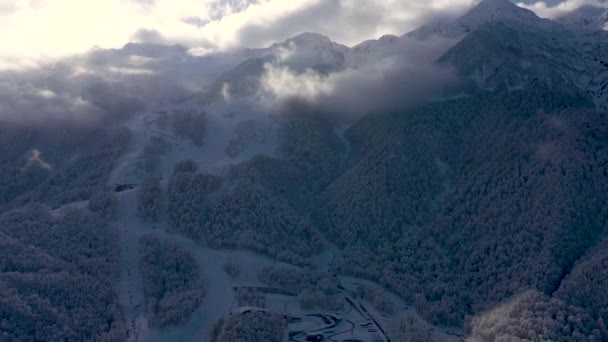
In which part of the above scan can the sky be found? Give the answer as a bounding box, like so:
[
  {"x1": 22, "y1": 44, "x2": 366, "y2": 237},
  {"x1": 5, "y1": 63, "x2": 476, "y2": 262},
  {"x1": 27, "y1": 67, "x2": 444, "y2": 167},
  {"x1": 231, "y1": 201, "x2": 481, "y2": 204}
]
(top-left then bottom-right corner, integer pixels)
[{"x1": 0, "y1": 0, "x2": 605, "y2": 69}]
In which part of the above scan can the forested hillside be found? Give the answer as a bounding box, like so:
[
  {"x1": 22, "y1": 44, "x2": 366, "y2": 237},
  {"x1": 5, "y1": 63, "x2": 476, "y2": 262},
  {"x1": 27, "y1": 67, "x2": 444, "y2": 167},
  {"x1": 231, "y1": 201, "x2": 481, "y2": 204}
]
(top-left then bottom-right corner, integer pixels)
[
  {"x1": 0, "y1": 201, "x2": 126, "y2": 341},
  {"x1": 209, "y1": 311, "x2": 287, "y2": 342},
  {"x1": 0, "y1": 118, "x2": 132, "y2": 341},
  {"x1": 166, "y1": 114, "x2": 345, "y2": 265},
  {"x1": 3, "y1": 1, "x2": 608, "y2": 339},
  {"x1": 150, "y1": 87, "x2": 608, "y2": 337},
  {"x1": 0, "y1": 121, "x2": 130, "y2": 212},
  {"x1": 311, "y1": 90, "x2": 608, "y2": 332},
  {"x1": 138, "y1": 235, "x2": 205, "y2": 328}
]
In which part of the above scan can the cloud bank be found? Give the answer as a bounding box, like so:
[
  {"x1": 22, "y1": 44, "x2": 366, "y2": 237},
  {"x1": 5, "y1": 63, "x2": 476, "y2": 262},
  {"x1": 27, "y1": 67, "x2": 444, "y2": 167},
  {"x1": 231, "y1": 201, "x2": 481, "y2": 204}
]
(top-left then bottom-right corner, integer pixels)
[
  {"x1": 260, "y1": 37, "x2": 460, "y2": 119},
  {"x1": 517, "y1": 0, "x2": 608, "y2": 19},
  {"x1": 0, "y1": 0, "x2": 478, "y2": 69},
  {"x1": 2, "y1": 1, "x2": 602, "y2": 70}
]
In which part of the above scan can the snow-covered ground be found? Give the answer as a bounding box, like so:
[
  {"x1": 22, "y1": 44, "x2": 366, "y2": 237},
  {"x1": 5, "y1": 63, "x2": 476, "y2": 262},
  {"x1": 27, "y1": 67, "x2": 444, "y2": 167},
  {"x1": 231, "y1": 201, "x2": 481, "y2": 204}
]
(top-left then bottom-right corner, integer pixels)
[
  {"x1": 110, "y1": 96, "x2": 280, "y2": 186},
  {"x1": 114, "y1": 188, "x2": 296, "y2": 342},
  {"x1": 109, "y1": 185, "x2": 464, "y2": 341},
  {"x1": 104, "y1": 62, "x2": 462, "y2": 340}
]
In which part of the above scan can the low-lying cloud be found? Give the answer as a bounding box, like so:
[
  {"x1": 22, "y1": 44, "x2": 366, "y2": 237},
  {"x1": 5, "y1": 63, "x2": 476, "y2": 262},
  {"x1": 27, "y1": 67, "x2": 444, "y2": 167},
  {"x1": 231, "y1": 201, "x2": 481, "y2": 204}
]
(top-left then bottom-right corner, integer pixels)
[
  {"x1": 517, "y1": 0, "x2": 608, "y2": 19},
  {"x1": 0, "y1": 43, "x2": 239, "y2": 123},
  {"x1": 261, "y1": 36, "x2": 460, "y2": 119},
  {"x1": 0, "y1": 0, "x2": 477, "y2": 69}
]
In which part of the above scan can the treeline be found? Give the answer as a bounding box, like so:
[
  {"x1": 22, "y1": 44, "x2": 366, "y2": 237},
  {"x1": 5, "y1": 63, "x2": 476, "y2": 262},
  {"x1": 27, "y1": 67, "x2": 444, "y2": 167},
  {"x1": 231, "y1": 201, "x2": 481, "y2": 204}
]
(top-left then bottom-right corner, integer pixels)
[
  {"x1": 208, "y1": 311, "x2": 287, "y2": 342},
  {"x1": 258, "y1": 267, "x2": 343, "y2": 310},
  {"x1": 390, "y1": 311, "x2": 438, "y2": 342},
  {"x1": 167, "y1": 157, "x2": 323, "y2": 266},
  {"x1": 203, "y1": 179, "x2": 323, "y2": 265},
  {"x1": 555, "y1": 237, "x2": 608, "y2": 325},
  {"x1": 0, "y1": 201, "x2": 126, "y2": 341},
  {"x1": 137, "y1": 175, "x2": 162, "y2": 223},
  {"x1": 138, "y1": 235, "x2": 205, "y2": 328},
  {"x1": 355, "y1": 283, "x2": 395, "y2": 315},
  {"x1": 234, "y1": 288, "x2": 265, "y2": 307},
  {"x1": 222, "y1": 258, "x2": 240, "y2": 278},
  {"x1": 167, "y1": 160, "x2": 222, "y2": 237}
]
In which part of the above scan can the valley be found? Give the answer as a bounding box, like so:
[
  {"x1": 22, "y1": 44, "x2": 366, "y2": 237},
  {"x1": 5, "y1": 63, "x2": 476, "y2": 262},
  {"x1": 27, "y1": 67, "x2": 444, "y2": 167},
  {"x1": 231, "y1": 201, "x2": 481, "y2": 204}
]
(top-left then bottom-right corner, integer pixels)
[{"x1": 105, "y1": 107, "x2": 460, "y2": 341}]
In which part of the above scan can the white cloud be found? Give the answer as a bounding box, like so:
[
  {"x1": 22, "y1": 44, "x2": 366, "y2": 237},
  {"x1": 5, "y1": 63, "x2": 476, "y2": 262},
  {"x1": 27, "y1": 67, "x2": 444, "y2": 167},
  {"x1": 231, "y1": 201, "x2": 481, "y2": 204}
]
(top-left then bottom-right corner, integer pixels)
[
  {"x1": 260, "y1": 35, "x2": 459, "y2": 118},
  {"x1": 516, "y1": 0, "x2": 608, "y2": 19},
  {"x1": 1, "y1": 0, "x2": 597, "y2": 70},
  {"x1": 0, "y1": 0, "x2": 478, "y2": 69}
]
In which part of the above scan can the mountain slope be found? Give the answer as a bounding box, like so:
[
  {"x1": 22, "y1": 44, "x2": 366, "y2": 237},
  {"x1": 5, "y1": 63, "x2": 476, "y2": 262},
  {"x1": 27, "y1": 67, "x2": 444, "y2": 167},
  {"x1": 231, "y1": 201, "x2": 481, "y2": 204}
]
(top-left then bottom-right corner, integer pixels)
[
  {"x1": 437, "y1": 22, "x2": 585, "y2": 92},
  {"x1": 315, "y1": 90, "x2": 607, "y2": 327},
  {"x1": 197, "y1": 33, "x2": 349, "y2": 103},
  {"x1": 408, "y1": 0, "x2": 562, "y2": 39},
  {"x1": 432, "y1": 0, "x2": 608, "y2": 110}
]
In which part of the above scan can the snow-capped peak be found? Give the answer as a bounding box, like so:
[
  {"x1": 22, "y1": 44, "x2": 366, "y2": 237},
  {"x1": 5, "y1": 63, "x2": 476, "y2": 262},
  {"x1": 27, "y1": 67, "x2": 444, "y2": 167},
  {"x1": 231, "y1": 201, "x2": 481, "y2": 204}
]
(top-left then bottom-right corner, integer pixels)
[
  {"x1": 264, "y1": 32, "x2": 348, "y2": 72},
  {"x1": 275, "y1": 32, "x2": 335, "y2": 48},
  {"x1": 465, "y1": 0, "x2": 537, "y2": 23}
]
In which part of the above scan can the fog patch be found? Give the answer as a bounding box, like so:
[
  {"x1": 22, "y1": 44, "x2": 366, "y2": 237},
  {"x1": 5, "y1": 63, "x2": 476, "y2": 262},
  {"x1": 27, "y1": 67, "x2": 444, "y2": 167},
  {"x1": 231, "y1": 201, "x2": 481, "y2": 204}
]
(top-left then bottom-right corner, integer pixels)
[
  {"x1": 0, "y1": 42, "x2": 243, "y2": 124},
  {"x1": 23, "y1": 149, "x2": 53, "y2": 170}
]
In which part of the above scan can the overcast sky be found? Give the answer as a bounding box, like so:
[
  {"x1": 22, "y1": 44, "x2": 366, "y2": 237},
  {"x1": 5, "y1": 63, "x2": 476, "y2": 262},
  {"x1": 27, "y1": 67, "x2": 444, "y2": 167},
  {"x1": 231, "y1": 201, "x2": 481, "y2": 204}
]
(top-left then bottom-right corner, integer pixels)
[{"x1": 0, "y1": 0, "x2": 605, "y2": 69}]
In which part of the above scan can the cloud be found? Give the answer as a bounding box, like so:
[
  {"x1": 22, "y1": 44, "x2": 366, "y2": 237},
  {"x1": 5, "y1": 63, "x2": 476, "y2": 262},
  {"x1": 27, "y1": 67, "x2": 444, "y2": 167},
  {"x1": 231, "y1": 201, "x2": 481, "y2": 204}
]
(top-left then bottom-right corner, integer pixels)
[
  {"x1": 3, "y1": 0, "x2": 591, "y2": 124},
  {"x1": 260, "y1": 36, "x2": 460, "y2": 119},
  {"x1": 132, "y1": 29, "x2": 168, "y2": 44},
  {"x1": 181, "y1": 16, "x2": 210, "y2": 29},
  {"x1": 5, "y1": 0, "x2": 601, "y2": 70},
  {"x1": 516, "y1": 0, "x2": 608, "y2": 19},
  {"x1": 0, "y1": 42, "x2": 234, "y2": 123},
  {"x1": 0, "y1": 0, "x2": 479, "y2": 69}
]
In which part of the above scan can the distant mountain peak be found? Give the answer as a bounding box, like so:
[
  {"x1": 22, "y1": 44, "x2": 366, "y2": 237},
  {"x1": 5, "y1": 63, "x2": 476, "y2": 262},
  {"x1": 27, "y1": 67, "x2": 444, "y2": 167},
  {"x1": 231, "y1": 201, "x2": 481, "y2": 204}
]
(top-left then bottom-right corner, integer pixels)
[
  {"x1": 461, "y1": 0, "x2": 540, "y2": 26},
  {"x1": 476, "y1": 0, "x2": 517, "y2": 9},
  {"x1": 279, "y1": 32, "x2": 335, "y2": 47}
]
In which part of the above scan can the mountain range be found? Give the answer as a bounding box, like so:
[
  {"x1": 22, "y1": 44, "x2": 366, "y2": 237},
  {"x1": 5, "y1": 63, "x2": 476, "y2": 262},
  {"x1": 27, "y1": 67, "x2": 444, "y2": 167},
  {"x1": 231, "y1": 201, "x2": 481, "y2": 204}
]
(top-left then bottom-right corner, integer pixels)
[{"x1": 154, "y1": 0, "x2": 605, "y2": 110}]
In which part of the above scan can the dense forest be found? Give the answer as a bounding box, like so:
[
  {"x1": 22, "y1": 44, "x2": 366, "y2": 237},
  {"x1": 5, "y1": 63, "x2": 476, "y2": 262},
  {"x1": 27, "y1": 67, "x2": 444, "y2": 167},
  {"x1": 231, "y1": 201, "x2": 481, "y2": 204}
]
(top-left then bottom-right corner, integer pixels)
[
  {"x1": 208, "y1": 311, "x2": 287, "y2": 342},
  {"x1": 469, "y1": 290, "x2": 606, "y2": 341},
  {"x1": 390, "y1": 311, "x2": 438, "y2": 342},
  {"x1": 153, "y1": 89, "x2": 608, "y2": 339},
  {"x1": 167, "y1": 154, "x2": 325, "y2": 265},
  {"x1": 0, "y1": 121, "x2": 130, "y2": 212},
  {"x1": 138, "y1": 235, "x2": 205, "y2": 328},
  {"x1": 258, "y1": 267, "x2": 344, "y2": 310},
  {"x1": 313, "y1": 91, "x2": 608, "y2": 333},
  {"x1": 137, "y1": 175, "x2": 162, "y2": 223},
  {"x1": 167, "y1": 160, "x2": 222, "y2": 236},
  {"x1": 0, "y1": 120, "x2": 134, "y2": 341},
  {"x1": 165, "y1": 114, "x2": 352, "y2": 265},
  {"x1": 2, "y1": 50, "x2": 607, "y2": 341},
  {"x1": 0, "y1": 198, "x2": 126, "y2": 341}
]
